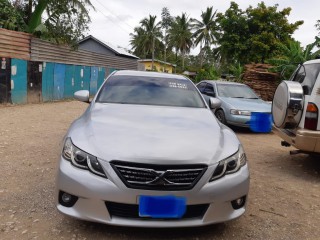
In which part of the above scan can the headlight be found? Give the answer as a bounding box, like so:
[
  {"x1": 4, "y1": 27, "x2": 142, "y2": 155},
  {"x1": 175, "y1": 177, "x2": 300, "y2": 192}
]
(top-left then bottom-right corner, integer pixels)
[
  {"x1": 210, "y1": 145, "x2": 247, "y2": 181},
  {"x1": 62, "y1": 138, "x2": 107, "y2": 178},
  {"x1": 230, "y1": 109, "x2": 251, "y2": 116}
]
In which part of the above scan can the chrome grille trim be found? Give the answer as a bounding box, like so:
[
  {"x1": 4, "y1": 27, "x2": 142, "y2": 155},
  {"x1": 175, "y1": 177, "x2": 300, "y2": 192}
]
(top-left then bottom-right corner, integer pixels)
[{"x1": 110, "y1": 161, "x2": 207, "y2": 191}]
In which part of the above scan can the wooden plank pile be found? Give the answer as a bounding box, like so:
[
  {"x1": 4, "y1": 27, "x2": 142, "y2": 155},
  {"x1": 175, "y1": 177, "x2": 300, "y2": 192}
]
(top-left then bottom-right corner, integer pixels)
[{"x1": 242, "y1": 64, "x2": 279, "y2": 101}]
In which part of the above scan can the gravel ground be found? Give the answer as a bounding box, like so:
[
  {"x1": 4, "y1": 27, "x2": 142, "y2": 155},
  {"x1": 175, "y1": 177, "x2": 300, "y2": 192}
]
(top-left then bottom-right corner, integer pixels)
[{"x1": 0, "y1": 101, "x2": 319, "y2": 240}]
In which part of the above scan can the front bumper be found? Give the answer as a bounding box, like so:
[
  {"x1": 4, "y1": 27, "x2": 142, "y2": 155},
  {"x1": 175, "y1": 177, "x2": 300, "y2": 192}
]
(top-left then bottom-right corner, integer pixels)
[
  {"x1": 55, "y1": 158, "x2": 250, "y2": 227},
  {"x1": 273, "y1": 127, "x2": 320, "y2": 153},
  {"x1": 227, "y1": 115, "x2": 251, "y2": 127}
]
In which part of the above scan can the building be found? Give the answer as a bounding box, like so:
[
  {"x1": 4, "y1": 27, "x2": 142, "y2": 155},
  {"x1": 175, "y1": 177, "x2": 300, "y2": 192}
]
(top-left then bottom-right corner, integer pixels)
[
  {"x1": 78, "y1": 35, "x2": 139, "y2": 71},
  {"x1": 138, "y1": 59, "x2": 176, "y2": 73}
]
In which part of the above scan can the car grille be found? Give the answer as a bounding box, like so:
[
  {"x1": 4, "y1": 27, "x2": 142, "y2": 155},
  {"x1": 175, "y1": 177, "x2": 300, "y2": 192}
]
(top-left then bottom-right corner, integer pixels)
[
  {"x1": 110, "y1": 161, "x2": 207, "y2": 191},
  {"x1": 105, "y1": 202, "x2": 209, "y2": 220}
]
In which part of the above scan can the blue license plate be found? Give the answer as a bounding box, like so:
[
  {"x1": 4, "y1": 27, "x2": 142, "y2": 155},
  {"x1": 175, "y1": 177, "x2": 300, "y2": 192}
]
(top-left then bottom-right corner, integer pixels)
[{"x1": 139, "y1": 195, "x2": 186, "y2": 219}]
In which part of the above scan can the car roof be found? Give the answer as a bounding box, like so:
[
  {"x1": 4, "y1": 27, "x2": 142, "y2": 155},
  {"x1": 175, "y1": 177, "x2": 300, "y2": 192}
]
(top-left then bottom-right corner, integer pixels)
[
  {"x1": 304, "y1": 59, "x2": 320, "y2": 65},
  {"x1": 201, "y1": 80, "x2": 246, "y2": 86},
  {"x1": 114, "y1": 70, "x2": 188, "y2": 80}
]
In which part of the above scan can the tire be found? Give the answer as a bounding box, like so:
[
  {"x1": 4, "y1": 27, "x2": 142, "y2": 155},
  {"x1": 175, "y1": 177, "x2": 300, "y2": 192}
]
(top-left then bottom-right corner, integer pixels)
[
  {"x1": 272, "y1": 81, "x2": 304, "y2": 129},
  {"x1": 215, "y1": 109, "x2": 227, "y2": 124}
]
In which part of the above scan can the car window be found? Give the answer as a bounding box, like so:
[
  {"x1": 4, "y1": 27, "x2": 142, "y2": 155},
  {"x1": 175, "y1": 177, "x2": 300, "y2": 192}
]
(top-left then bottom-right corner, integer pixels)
[
  {"x1": 96, "y1": 76, "x2": 206, "y2": 108},
  {"x1": 203, "y1": 84, "x2": 215, "y2": 97},
  {"x1": 292, "y1": 63, "x2": 320, "y2": 95},
  {"x1": 197, "y1": 82, "x2": 207, "y2": 93},
  {"x1": 217, "y1": 84, "x2": 258, "y2": 99}
]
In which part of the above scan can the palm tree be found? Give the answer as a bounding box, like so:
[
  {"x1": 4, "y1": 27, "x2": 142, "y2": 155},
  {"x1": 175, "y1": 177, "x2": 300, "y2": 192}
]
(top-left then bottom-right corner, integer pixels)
[
  {"x1": 139, "y1": 15, "x2": 162, "y2": 69},
  {"x1": 268, "y1": 37, "x2": 320, "y2": 79},
  {"x1": 168, "y1": 13, "x2": 193, "y2": 70},
  {"x1": 191, "y1": 7, "x2": 219, "y2": 66},
  {"x1": 161, "y1": 7, "x2": 172, "y2": 63},
  {"x1": 130, "y1": 27, "x2": 148, "y2": 58}
]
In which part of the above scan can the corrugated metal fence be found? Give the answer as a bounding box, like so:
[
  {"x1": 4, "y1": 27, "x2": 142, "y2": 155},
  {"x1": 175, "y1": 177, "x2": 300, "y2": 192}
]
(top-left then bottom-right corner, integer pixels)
[
  {"x1": 0, "y1": 28, "x2": 137, "y2": 104},
  {"x1": 0, "y1": 28, "x2": 31, "y2": 60}
]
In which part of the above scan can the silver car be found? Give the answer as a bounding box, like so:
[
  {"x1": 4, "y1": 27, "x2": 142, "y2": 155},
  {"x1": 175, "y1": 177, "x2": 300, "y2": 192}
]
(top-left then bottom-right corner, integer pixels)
[
  {"x1": 56, "y1": 71, "x2": 249, "y2": 227},
  {"x1": 197, "y1": 80, "x2": 271, "y2": 127}
]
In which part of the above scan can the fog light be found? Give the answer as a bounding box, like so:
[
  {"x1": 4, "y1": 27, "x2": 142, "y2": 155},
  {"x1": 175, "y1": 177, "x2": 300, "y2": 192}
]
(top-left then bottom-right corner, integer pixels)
[
  {"x1": 231, "y1": 196, "x2": 246, "y2": 210},
  {"x1": 62, "y1": 193, "x2": 72, "y2": 203},
  {"x1": 59, "y1": 191, "x2": 78, "y2": 207}
]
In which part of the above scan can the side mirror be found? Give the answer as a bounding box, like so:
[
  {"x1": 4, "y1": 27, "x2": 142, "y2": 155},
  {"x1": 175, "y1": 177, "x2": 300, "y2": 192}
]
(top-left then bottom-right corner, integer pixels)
[
  {"x1": 74, "y1": 90, "x2": 90, "y2": 103},
  {"x1": 209, "y1": 97, "x2": 222, "y2": 109}
]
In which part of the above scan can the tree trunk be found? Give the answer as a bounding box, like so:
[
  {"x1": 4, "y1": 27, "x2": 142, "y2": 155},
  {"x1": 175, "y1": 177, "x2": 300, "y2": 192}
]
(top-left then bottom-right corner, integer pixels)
[
  {"x1": 27, "y1": 0, "x2": 33, "y2": 24},
  {"x1": 151, "y1": 36, "x2": 155, "y2": 70},
  {"x1": 199, "y1": 42, "x2": 203, "y2": 67},
  {"x1": 28, "y1": 0, "x2": 49, "y2": 33},
  {"x1": 182, "y1": 49, "x2": 185, "y2": 70},
  {"x1": 164, "y1": 30, "x2": 167, "y2": 64}
]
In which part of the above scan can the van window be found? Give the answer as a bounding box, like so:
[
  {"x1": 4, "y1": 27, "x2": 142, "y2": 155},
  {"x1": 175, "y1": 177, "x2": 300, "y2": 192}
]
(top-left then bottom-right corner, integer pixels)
[{"x1": 292, "y1": 64, "x2": 320, "y2": 95}]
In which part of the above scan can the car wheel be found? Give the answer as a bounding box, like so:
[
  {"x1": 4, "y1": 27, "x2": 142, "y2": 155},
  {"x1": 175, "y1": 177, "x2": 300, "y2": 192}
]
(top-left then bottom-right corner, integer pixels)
[
  {"x1": 215, "y1": 109, "x2": 227, "y2": 124},
  {"x1": 272, "y1": 81, "x2": 304, "y2": 129}
]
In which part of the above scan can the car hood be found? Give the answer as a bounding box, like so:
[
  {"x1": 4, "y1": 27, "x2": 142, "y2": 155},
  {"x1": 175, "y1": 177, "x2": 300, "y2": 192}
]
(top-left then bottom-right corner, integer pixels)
[
  {"x1": 220, "y1": 97, "x2": 271, "y2": 112},
  {"x1": 68, "y1": 103, "x2": 240, "y2": 166}
]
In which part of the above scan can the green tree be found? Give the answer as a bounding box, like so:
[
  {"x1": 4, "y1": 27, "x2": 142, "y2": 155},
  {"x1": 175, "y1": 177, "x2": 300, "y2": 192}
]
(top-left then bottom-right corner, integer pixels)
[
  {"x1": 217, "y1": 2, "x2": 303, "y2": 65},
  {"x1": 139, "y1": 15, "x2": 162, "y2": 69},
  {"x1": 130, "y1": 27, "x2": 148, "y2": 58},
  {"x1": 246, "y1": 2, "x2": 303, "y2": 63},
  {"x1": 161, "y1": 7, "x2": 172, "y2": 63},
  {"x1": 1, "y1": 0, "x2": 94, "y2": 45},
  {"x1": 0, "y1": 0, "x2": 26, "y2": 31},
  {"x1": 169, "y1": 13, "x2": 193, "y2": 70},
  {"x1": 216, "y1": 2, "x2": 249, "y2": 65},
  {"x1": 191, "y1": 7, "x2": 219, "y2": 66},
  {"x1": 268, "y1": 38, "x2": 320, "y2": 79}
]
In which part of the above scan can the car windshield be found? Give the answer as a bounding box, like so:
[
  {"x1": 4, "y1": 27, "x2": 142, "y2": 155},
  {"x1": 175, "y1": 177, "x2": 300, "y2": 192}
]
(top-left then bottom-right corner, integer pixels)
[
  {"x1": 96, "y1": 75, "x2": 206, "y2": 108},
  {"x1": 217, "y1": 84, "x2": 259, "y2": 99}
]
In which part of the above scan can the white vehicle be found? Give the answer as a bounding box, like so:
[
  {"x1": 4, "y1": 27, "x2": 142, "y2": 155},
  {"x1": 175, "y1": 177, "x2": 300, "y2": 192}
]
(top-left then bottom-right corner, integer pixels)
[
  {"x1": 55, "y1": 71, "x2": 250, "y2": 227},
  {"x1": 272, "y1": 59, "x2": 320, "y2": 154}
]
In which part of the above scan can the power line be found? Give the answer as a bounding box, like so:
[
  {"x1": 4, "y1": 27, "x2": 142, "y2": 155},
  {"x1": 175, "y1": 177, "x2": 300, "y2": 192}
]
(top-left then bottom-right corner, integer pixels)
[{"x1": 92, "y1": 0, "x2": 134, "y2": 33}]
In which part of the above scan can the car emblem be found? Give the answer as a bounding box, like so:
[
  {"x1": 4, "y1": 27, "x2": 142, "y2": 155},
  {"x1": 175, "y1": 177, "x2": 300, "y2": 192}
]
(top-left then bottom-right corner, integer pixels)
[{"x1": 147, "y1": 170, "x2": 174, "y2": 185}]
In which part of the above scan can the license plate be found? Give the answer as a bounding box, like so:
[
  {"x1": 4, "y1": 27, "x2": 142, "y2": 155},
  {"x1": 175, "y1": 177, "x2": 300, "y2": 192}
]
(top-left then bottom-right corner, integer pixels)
[{"x1": 139, "y1": 195, "x2": 186, "y2": 219}]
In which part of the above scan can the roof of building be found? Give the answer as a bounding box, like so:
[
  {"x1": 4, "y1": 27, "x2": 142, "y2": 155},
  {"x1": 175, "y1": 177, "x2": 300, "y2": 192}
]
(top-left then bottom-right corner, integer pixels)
[
  {"x1": 78, "y1": 35, "x2": 139, "y2": 59},
  {"x1": 138, "y1": 59, "x2": 177, "y2": 67}
]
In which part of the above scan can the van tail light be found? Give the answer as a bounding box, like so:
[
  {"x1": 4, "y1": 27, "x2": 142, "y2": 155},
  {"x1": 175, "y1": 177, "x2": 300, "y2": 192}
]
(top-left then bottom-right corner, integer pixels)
[{"x1": 304, "y1": 103, "x2": 318, "y2": 130}]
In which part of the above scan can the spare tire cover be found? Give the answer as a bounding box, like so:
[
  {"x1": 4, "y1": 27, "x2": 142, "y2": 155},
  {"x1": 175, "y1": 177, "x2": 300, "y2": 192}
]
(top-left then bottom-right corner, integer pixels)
[{"x1": 272, "y1": 81, "x2": 304, "y2": 128}]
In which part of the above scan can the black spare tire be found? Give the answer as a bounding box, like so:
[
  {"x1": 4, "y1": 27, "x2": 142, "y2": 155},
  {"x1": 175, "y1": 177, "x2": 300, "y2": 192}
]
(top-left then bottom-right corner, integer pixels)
[{"x1": 272, "y1": 81, "x2": 304, "y2": 129}]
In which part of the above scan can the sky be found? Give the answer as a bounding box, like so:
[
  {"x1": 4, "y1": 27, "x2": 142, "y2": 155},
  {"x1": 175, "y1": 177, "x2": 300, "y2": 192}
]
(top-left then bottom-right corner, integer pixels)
[{"x1": 87, "y1": 0, "x2": 320, "y2": 55}]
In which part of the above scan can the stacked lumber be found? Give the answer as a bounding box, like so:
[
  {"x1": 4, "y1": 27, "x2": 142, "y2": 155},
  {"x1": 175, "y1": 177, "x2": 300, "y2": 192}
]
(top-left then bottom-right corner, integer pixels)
[{"x1": 242, "y1": 64, "x2": 279, "y2": 101}]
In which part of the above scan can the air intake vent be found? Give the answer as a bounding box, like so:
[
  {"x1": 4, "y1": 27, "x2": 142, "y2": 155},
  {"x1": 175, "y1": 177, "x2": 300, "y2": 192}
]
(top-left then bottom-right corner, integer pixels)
[
  {"x1": 106, "y1": 202, "x2": 209, "y2": 220},
  {"x1": 110, "y1": 161, "x2": 207, "y2": 191}
]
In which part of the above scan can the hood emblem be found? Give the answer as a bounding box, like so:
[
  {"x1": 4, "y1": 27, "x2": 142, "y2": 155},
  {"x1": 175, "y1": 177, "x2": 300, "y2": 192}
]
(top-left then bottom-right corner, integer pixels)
[{"x1": 147, "y1": 170, "x2": 174, "y2": 185}]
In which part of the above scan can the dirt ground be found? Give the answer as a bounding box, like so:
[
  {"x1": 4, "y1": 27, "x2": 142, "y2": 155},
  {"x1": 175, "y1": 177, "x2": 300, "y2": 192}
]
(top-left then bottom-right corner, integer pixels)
[{"x1": 0, "y1": 101, "x2": 319, "y2": 240}]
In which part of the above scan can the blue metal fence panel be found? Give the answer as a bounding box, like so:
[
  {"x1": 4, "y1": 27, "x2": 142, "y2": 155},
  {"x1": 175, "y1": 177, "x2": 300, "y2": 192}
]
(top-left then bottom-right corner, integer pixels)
[
  {"x1": 42, "y1": 62, "x2": 54, "y2": 101},
  {"x1": 74, "y1": 65, "x2": 83, "y2": 91},
  {"x1": 83, "y1": 66, "x2": 91, "y2": 91},
  {"x1": 90, "y1": 66, "x2": 99, "y2": 95},
  {"x1": 98, "y1": 67, "x2": 106, "y2": 89},
  {"x1": 11, "y1": 59, "x2": 27, "y2": 104},
  {"x1": 64, "y1": 65, "x2": 75, "y2": 98},
  {"x1": 53, "y1": 63, "x2": 65, "y2": 100}
]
